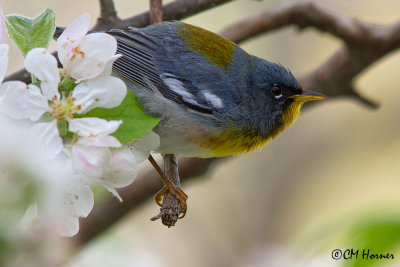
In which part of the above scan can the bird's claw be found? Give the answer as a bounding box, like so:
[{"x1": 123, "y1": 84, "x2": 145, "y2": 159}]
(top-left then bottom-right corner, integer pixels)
[{"x1": 154, "y1": 183, "x2": 188, "y2": 219}]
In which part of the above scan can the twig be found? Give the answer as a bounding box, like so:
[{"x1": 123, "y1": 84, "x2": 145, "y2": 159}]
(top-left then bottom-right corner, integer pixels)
[
  {"x1": 96, "y1": 0, "x2": 123, "y2": 30},
  {"x1": 149, "y1": 0, "x2": 163, "y2": 24},
  {"x1": 98, "y1": 0, "x2": 119, "y2": 25}
]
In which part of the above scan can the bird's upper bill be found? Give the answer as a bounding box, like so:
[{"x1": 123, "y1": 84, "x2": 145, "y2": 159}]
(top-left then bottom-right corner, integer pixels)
[{"x1": 289, "y1": 89, "x2": 328, "y2": 101}]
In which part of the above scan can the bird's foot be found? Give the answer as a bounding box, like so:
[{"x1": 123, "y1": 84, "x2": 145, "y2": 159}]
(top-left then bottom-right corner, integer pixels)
[
  {"x1": 154, "y1": 183, "x2": 188, "y2": 219},
  {"x1": 148, "y1": 155, "x2": 188, "y2": 224}
]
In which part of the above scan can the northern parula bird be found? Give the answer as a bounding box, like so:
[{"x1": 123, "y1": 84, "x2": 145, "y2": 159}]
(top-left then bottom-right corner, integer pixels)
[{"x1": 106, "y1": 21, "x2": 327, "y2": 216}]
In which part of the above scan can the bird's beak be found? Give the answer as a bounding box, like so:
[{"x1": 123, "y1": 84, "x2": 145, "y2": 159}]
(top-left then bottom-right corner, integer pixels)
[{"x1": 289, "y1": 89, "x2": 328, "y2": 101}]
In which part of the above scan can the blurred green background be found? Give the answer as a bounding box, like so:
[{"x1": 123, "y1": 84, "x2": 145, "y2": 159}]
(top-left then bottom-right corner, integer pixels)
[{"x1": 1, "y1": 0, "x2": 400, "y2": 266}]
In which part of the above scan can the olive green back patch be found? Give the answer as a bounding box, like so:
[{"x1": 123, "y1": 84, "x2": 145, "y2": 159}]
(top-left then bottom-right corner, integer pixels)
[{"x1": 177, "y1": 23, "x2": 236, "y2": 70}]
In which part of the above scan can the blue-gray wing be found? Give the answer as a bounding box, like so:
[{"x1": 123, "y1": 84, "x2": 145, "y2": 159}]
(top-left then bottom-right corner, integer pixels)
[{"x1": 108, "y1": 29, "x2": 218, "y2": 114}]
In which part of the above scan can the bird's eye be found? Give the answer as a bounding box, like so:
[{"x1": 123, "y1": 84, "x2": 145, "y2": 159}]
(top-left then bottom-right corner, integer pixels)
[{"x1": 271, "y1": 84, "x2": 282, "y2": 99}]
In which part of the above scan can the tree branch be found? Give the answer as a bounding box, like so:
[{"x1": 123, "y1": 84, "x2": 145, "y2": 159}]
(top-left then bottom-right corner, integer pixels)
[
  {"x1": 220, "y1": 2, "x2": 378, "y2": 46},
  {"x1": 97, "y1": 0, "x2": 121, "y2": 27},
  {"x1": 93, "y1": 0, "x2": 233, "y2": 30}
]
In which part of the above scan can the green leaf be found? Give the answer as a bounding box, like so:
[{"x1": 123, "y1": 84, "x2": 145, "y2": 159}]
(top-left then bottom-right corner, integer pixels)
[
  {"x1": 344, "y1": 216, "x2": 400, "y2": 267},
  {"x1": 5, "y1": 8, "x2": 56, "y2": 56},
  {"x1": 76, "y1": 91, "x2": 160, "y2": 144}
]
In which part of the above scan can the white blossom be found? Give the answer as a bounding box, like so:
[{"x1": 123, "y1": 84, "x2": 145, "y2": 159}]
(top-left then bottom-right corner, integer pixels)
[
  {"x1": 56, "y1": 13, "x2": 120, "y2": 82},
  {"x1": 0, "y1": 11, "x2": 160, "y2": 237},
  {"x1": 38, "y1": 173, "x2": 94, "y2": 237}
]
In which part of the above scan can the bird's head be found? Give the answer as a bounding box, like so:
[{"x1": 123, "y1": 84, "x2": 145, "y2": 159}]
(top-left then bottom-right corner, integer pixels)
[{"x1": 248, "y1": 57, "x2": 327, "y2": 134}]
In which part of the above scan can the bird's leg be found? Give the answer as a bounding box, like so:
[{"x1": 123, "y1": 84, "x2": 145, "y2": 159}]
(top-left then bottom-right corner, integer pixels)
[{"x1": 148, "y1": 155, "x2": 188, "y2": 219}]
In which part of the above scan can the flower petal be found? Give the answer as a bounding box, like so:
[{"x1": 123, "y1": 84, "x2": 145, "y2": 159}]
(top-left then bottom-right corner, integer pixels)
[
  {"x1": 31, "y1": 120, "x2": 63, "y2": 160},
  {"x1": 25, "y1": 48, "x2": 60, "y2": 100},
  {"x1": 63, "y1": 33, "x2": 118, "y2": 82},
  {"x1": 101, "y1": 54, "x2": 121, "y2": 76},
  {"x1": 64, "y1": 182, "x2": 94, "y2": 218},
  {"x1": 101, "y1": 185, "x2": 123, "y2": 202},
  {"x1": 130, "y1": 149, "x2": 149, "y2": 164},
  {"x1": 127, "y1": 131, "x2": 160, "y2": 163},
  {"x1": 72, "y1": 143, "x2": 110, "y2": 178},
  {"x1": 72, "y1": 75, "x2": 126, "y2": 113},
  {"x1": 0, "y1": 44, "x2": 8, "y2": 83},
  {"x1": 0, "y1": 82, "x2": 50, "y2": 121},
  {"x1": 20, "y1": 204, "x2": 41, "y2": 233},
  {"x1": 107, "y1": 149, "x2": 137, "y2": 188},
  {"x1": 134, "y1": 131, "x2": 160, "y2": 152},
  {"x1": 37, "y1": 178, "x2": 92, "y2": 237},
  {"x1": 0, "y1": 6, "x2": 6, "y2": 44},
  {"x1": 40, "y1": 212, "x2": 80, "y2": 237},
  {"x1": 68, "y1": 117, "x2": 122, "y2": 137},
  {"x1": 57, "y1": 13, "x2": 90, "y2": 66},
  {"x1": 76, "y1": 135, "x2": 121, "y2": 148},
  {"x1": 93, "y1": 149, "x2": 137, "y2": 202}
]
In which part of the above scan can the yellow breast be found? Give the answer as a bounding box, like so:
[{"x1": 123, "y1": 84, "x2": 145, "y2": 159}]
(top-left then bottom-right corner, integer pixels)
[{"x1": 198, "y1": 128, "x2": 272, "y2": 157}]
